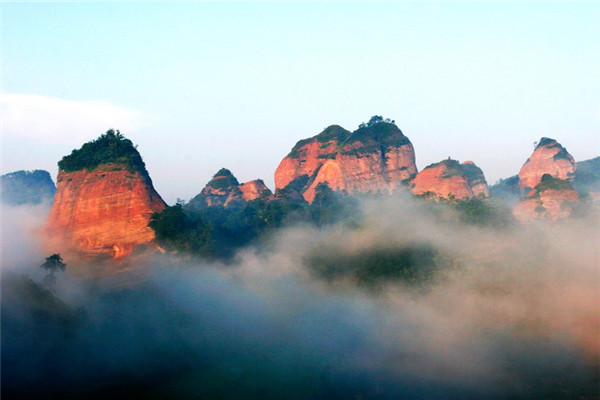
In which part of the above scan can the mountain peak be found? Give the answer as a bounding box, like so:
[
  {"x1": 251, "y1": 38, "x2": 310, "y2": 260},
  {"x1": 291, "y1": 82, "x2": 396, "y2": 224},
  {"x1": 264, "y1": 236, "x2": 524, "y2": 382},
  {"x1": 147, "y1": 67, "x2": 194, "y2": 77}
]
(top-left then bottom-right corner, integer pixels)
[
  {"x1": 518, "y1": 138, "x2": 576, "y2": 192},
  {"x1": 58, "y1": 129, "x2": 148, "y2": 178},
  {"x1": 275, "y1": 117, "x2": 417, "y2": 202},
  {"x1": 47, "y1": 130, "x2": 166, "y2": 259}
]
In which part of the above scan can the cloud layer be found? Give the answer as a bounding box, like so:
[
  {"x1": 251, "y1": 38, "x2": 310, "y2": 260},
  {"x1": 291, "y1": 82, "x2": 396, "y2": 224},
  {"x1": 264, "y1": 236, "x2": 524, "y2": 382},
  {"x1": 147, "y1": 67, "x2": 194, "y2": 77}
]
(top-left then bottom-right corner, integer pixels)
[
  {"x1": 1, "y1": 93, "x2": 145, "y2": 144},
  {"x1": 1, "y1": 195, "x2": 598, "y2": 399}
]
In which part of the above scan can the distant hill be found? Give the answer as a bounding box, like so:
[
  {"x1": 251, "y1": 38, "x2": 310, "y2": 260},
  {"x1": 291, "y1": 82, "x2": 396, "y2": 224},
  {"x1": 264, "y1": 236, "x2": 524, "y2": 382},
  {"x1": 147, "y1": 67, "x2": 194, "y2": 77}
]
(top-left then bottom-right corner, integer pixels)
[
  {"x1": 573, "y1": 156, "x2": 600, "y2": 196},
  {"x1": 1, "y1": 170, "x2": 56, "y2": 206}
]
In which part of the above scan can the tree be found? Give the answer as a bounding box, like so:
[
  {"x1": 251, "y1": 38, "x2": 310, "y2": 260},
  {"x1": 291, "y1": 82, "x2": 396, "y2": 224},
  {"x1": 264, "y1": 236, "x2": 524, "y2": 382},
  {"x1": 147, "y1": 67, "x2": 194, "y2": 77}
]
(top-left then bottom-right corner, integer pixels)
[
  {"x1": 40, "y1": 254, "x2": 66, "y2": 289},
  {"x1": 40, "y1": 253, "x2": 66, "y2": 273}
]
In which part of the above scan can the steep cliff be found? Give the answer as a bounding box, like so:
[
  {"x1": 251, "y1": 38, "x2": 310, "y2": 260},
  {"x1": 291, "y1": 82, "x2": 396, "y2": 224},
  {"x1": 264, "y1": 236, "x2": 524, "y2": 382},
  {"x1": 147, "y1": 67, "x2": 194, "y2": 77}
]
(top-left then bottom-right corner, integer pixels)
[
  {"x1": 188, "y1": 169, "x2": 273, "y2": 210},
  {"x1": 513, "y1": 174, "x2": 580, "y2": 223},
  {"x1": 409, "y1": 159, "x2": 489, "y2": 201},
  {"x1": 518, "y1": 138, "x2": 576, "y2": 193},
  {"x1": 274, "y1": 117, "x2": 417, "y2": 202},
  {"x1": 1, "y1": 170, "x2": 56, "y2": 206},
  {"x1": 47, "y1": 130, "x2": 166, "y2": 258}
]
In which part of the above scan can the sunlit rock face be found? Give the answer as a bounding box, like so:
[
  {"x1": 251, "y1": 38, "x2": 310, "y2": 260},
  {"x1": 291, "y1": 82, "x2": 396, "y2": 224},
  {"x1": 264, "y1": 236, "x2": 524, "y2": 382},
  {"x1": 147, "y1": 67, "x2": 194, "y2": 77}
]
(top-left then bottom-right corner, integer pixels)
[
  {"x1": 46, "y1": 130, "x2": 166, "y2": 259},
  {"x1": 47, "y1": 165, "x2": 166, "y2": 258},
  {"x1": 513, "y1": 174, "x2": 580, "y2": 223},
  {"x1": 409, "y1": 159, "x2": 489, "y2": 201},
  {"x1": 518, "y1": 138, "x2": 576, "y2": 193},
  {"x1": 239, "y1": 179, "x2": 272, "y2": 201},
  {"x1": 274, "y1": 121, "x2": 417, "y2": 203},
  {"x1": 188, "y1": 168, "x2": 272, "y2": 209}
]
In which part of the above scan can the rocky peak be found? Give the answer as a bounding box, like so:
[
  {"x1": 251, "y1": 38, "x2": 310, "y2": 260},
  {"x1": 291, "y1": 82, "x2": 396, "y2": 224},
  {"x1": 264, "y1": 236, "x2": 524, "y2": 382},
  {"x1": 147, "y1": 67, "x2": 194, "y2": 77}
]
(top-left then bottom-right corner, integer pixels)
[
  {"x1": 409, "y1": 159, "x2": 489, "y2": 201},
  {"x1": 274, "y1": 117, "x2": 417, "y2": 203},
  {"x1": 513, "y1": 174, "x2": 580, "y2": 223},
  {"x1": 239, "y1": 179, "x2": 273, "y2": 201},
  {"x1": 188, "y1": 168, "x2": 244, "y2": 209},
  {"x1": 518, "y1": 137, "x2": 576, "y2": 193},
  {"x1": 46, "y1": 130, "x2": 166, "y2": 259},
  {"x1": 188, "y1": 169, "x2": 273, "y2": 209},
  {"x1": 459, "y1": 161, "x2": 490, "y2": 197}
]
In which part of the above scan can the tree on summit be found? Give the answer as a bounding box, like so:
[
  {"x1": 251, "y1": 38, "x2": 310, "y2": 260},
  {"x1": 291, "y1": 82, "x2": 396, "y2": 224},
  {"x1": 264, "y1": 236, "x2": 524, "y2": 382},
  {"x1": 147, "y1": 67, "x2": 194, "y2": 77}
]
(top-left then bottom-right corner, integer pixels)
[{"x1": 358, "y1": 115, "x2": 396, "y2": 129}]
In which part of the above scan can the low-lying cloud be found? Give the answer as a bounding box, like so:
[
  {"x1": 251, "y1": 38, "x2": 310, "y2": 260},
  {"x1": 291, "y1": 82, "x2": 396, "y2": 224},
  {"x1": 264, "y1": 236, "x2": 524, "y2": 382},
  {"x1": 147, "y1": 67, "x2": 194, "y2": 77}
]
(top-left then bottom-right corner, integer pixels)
[{"x1": 2, "y1": 195, "x2": 598, "y2": 399}]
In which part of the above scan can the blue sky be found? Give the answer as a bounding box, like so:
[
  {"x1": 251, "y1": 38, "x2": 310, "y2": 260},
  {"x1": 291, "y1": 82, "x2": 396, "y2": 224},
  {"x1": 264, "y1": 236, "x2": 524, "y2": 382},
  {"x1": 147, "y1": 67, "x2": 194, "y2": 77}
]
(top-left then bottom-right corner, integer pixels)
[{"x1": 2, "y1": 1, "x2": 599, "y2": 204}]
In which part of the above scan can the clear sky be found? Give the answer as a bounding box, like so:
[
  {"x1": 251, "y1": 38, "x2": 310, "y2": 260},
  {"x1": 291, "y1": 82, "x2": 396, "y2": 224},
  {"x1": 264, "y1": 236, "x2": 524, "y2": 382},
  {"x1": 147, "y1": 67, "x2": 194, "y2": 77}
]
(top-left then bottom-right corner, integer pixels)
[{"x1": 2, "y1": 1, "x2": 599, "y2": 204}]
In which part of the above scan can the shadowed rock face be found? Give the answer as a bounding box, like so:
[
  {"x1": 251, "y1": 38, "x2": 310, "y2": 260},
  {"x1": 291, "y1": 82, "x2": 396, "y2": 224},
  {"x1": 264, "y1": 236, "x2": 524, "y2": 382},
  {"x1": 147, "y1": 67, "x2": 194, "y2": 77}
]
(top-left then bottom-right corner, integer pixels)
[
  {"x1": 188, "y1": 168, "x2": 272, "y2": 209},
  {"x1": 47, "y1": 165, "x2": 166, "y2": 259},
  {"x1": 518, "y1": 138, "x2": 576, "y2": 193},
  {"x1": 513, "y1": 174, "x2": 580, "y2": 223},
  {"x1": 275, "y1": 122, "x2": 417, "y2": 203},
  {"x1": 409, "y1": 159, "x2": 489, "y2": 201}
]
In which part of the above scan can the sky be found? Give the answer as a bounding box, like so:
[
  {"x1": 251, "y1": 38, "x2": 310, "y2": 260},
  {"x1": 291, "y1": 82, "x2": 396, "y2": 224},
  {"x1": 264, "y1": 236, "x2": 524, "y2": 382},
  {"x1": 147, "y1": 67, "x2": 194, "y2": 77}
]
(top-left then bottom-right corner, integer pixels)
[{"x1": 2, "y1": 1, "x2": 599, "y2": 204}]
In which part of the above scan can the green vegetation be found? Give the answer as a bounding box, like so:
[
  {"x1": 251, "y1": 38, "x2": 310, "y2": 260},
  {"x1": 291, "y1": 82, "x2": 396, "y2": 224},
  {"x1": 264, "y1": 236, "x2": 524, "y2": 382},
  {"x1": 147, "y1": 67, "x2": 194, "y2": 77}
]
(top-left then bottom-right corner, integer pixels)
[
  {"x1": 149, "y1": 205, "x2": 213, "y2": 256},
  {"x1": 458, "y1": 162, "x2": 486, "y2": 184},
  {"x1": 40, "y1": 253, "x2": 66, "y2": 289},
  {"x1": 343, "y1": 117, "x2": 409, "y2": 151},
  {"x1": 286, "y1": 116, "x2": 409, "y2": 160},
  {"x1": 531, "y1": 174, "x2": 574, "y2": 196},
  {"x1": 573, "y1": 156, "x2": 600, "y2": 195},
  {"x1": 452, "y1": 197, "x2": 514, "y2": 227},
  {"x1": 553, "y1": 146, "x2": 572, "y2": 162},
  {"x1": 535, "y1": 137, "x2": 557, "y2": 149},
  {"x1": 58, "y1": 129, "x2": 147, "y2": 175},
  {"x1": 40, "y1": 254, "x2": 66, "y2": 273},
  {"x1": 489, "y1": 175, "x2": 520, "y2": 203},
  {"x1": 287, "y1": 138, "x2": 315, "y2": 159},
  {"x1": 149, "y1": 183, "x2": 361, "y2": 259},
  {"x1": 206, "y1": 168, "x2": 240, "y2": 189},
  {"x1": 316, "y1": 125, "x2": 351, "y2": 143},
  {"x1": 316, "y1": 153, "x2": 337, "y2": 159},
  {"x1": 306, "y1": 244, "x2": 447, "y2": 286}
]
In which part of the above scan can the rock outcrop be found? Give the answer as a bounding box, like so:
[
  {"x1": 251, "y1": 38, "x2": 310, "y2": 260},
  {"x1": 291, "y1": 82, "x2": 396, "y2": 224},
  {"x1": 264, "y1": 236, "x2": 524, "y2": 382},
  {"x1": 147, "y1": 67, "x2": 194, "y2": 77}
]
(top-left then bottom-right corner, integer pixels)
[
  {"x1": 239, "y1": 179, "x2": 272, "y2": 201},
  {"x1": 513, "y1": 174, "x2": 580, "y2": 223},
  {"x1": 1, "y1": 170, "x2": 56, "y2": 206},
  {"x1": 47, "y1": 130, "x2": 166, "y2": 258},
  {"x1": 518, "y1": 138, "x2": 576, "y2": 193},
  {"x1": 409, "y1": 159, "x2": 489, "y2": 201},
  {"x1": 274, "y1": 118, "x2": 417, "y2": 203},
  {"x1": 188, "y1": 168, "x2": 272, "y2": 210}
]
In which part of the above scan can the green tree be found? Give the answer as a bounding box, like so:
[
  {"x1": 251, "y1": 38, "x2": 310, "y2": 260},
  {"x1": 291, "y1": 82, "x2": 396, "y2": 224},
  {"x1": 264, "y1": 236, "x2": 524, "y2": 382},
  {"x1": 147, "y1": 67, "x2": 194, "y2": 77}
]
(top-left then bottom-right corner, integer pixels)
[{"x1": 40, "y1": 254, "x2": 66, "y2": 289}]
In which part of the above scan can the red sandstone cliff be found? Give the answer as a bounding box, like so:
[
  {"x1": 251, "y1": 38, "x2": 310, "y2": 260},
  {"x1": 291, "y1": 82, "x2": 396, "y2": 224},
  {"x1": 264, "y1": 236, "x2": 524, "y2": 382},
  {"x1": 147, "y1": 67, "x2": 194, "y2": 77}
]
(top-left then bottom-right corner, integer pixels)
[
  {"x1": 46, "y1": 130, "x2": 166, "y2": 259},
  {"x1": 274, "y1": 120, "x2": 417, "y2": 203},
  {"x1": 47, "y1": 165, "x2": 166, "y2": 258},
  {"x1": 409, "y1": 159, "x2": 489, "y2": 201},
  {"x1": 239, "y1": 179, "x2": 272, "y2": 201},
  {"x1": 513, "y1": 175, "x2": 579, "y2": 223},
  {"x1": 518, "y1": 138, "x2": 576, "y2": 193}
]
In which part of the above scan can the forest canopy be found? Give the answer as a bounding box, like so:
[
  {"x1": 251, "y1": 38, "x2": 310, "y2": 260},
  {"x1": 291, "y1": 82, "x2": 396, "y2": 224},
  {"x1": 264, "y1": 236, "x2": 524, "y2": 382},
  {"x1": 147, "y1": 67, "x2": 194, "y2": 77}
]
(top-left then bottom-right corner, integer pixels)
[{"x1": 58, "y1": 129, "x2": 147, "y2": 174}]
